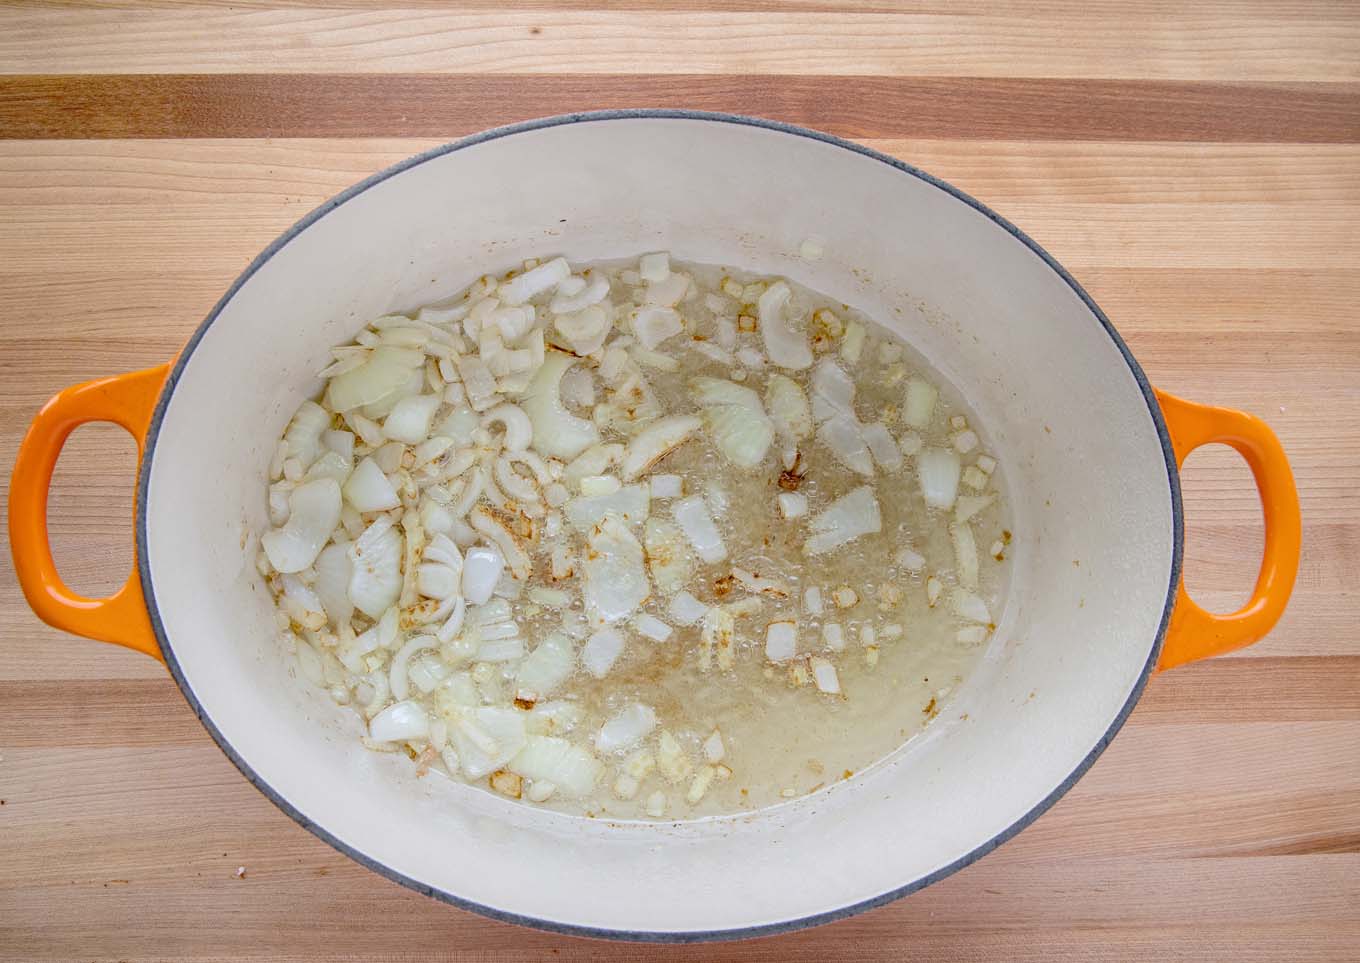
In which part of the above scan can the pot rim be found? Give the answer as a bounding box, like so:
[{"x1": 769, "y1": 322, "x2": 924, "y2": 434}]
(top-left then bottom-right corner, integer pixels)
[{"x1": 134, "y1": 109, "x2": 1184, "y2": 943}]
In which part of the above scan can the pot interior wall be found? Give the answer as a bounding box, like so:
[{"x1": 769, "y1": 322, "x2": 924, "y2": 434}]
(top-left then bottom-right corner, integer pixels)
[{"x1": 143, "y1": 117, "x2": 1175, "y2": 935}]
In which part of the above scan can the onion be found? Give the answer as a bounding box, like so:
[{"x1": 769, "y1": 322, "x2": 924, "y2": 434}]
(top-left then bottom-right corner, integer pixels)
[
  {"x1": 342, "y1": 457, "x2": 400, "y2": 512},
  {"x1": 765, "y1": 374, "x2": 813, "y2": 441},
  {"x1": 261, "y1": 478, "x2": 342, "y2": 573},
  {"x1": 499, "y1": 257, "x2": 570, "y2": 305},
  {"x1": 809, "y1": 656, "x2": 841, "y2": 695},
  {"x1": 369, "y1": 700, "x2": 430, "y2": 743},
  {"x1": 631, "y1": 306, "x2": 683, "y2": 350},
  {"x1": 583, "y1": 515, "x2": 649, "y2": 627},
  {"x1": 515, "y1": 632, "x2": 575, "y2": 699},
  {"x1": 382, "y1": 393, "x2": 441, "y2": 444},
  {"x1": 644, "y1": 517, "x2": 693, "y2": 594},
  {"x1": 810, "y1": 359, "x2": 856, "y2": 421},
  {"x1": 862, "y1": 422, "x2": 903, "y2": 471},
  {"x1": 690, "y1": 376, "x2": 762, "y2": 411},
  {"x1": 554, "y1": 304, "x2": 611, "y2": 356},
  {"x1": 620, "y1": 415, "x2": 701, "y2": 481},
  {"x1": 757, "y1": 281, "x2": 812, "y2": 370},
  {"x1": 451, "y1": 706, "x2": 527, "y2": 779},
  {"x1": 903, "y1": 377, "x2": 938, "y2": 429},
  {"x1": 951, "y1": 588, "x2": 990, "y2": 624},
  {"x1": 323, "y1": 428, "x2": 355, "y2": 460},
  {"x1": 304, "y1": 450, "x2": 352, "y2": 484},
  {"x1": 283, "y1": 400, "x2": 329, "y2": 470},
  {"x1": 816, "y1": 415, "x2": 874, "y2": 476},
  {"x1": 508, "y1": 736, "x2": 601, "y2": 797},
  {"x1": 595, "y1": 703, "x2": 657, "y2": 753},
  {"x1": 672, "y1": 495, "x2": 726, "y2": 564},
  {"x1": 778, "y1": 492, "x2": 808, "y2": 519},
  {"x1": 765, "y1": 620, "x2": 798, "y2": 662},
  {"x1": 951, "y1": 521, "x2": 980, "y2": 590},
  {"x1": 917, "y1": 448, "x2": 962, "y2": 510},
  {"x1": 582, "y1": 626, "x2": 626, "y2": 677},
  {"x1": 326, "y1": 346, "x2": 424, "y2": 413},
  {"x1": 469, "y1": 506, "x2": 532, "y2": 580},
  {"x1": 564, "y1": 484, "x2": 650, "y2": 530},
  {"x1": 804, "y1": 485, "x2": 881, "y2": 556},
  {"x1": 526, "y1": 700, "x2": 583, "y2": 736},
  {"x1": 481, "y1": 402, "x2": 533, "y2": 452},
  {"x1": 461, "y1": 544, "x2": 504, "y2": 605},
  {"x1": 550, "y1": 276, "x2": 609, "y2": 315},
  {"x1": 522, "y1": 352, "x2": 601, "y2": 459},
  {"x1": 313, "y1": 543, "x2": 353, "y2": 627},
  {"x1": 954, "y1": 493, "x2": 997, "y2": 524},
  {"x1": 644, "y1": 273, "x2": 688, "y2": 307},
  {"x1": 702, "y1": 404, "x2": 774, "y2": 469},
  {"x1": 639, "y1": 252, "x2": 670, "y2": 283},
  {"x1": 478, "y1": 637, "x2": 525, "y2": 662},
  {"x1": 650, "y1": 474, "x2": 682, "y2": 499},
  {"x1": 347, "y1": 515, "x2": 403, "y2": 618},
  {"x1": 389, "y1": 635, "x2": 438, "y2": 701},
  {"x1": 633, "y1": 613, "x2": 673, "y2": 642}
]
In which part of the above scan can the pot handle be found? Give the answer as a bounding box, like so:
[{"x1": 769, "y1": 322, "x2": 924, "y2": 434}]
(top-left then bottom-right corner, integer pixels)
[
  {"x1": 9, "y1": 364, "x2": 171, "y2": 662},
  {"x1": 1154, "y1": 389, "x2": 1300, "y2": 671}
]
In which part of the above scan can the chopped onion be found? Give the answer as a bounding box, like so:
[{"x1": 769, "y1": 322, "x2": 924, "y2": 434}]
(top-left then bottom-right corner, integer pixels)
[
  {"x1": 951, "y1": 588, "x2": 991, "y2": 624},
  {"x1": 550, "y1": 277, "x2": 609, "y2": 315},
  {"x1": 564, "y1": 483, "x2": 650, "y2": 530},
  {"x1": 765, "y1": 621, "x2": 798, "y2": 663},
  {"x1": 343, "y1": 457, "x2": 400, "y2": 512},
  {"x1": 582, "y1": 626, "x2": 626, "y2": 677},
  {"x1": 903, "y1": 377, "x2": 938, "y2": 429},
  {"x1": 701, "y1": 403, "x2": 774, "y2": 469},
  {"x1": 672, "y1": 495, "x2": 727, "y2": 564},
  {"x1": 822, "y1": 622, "x2": 845, "y2": 651},
  {"x1": 631, "y1": 306, "x2": 683, "y2": 350},
  {"x1": 620, "y1": 415, "x2": 701, "y2": 481},
  {"x1": 809, "y1": 656, "x2": 841, "y2": 695},
  {"x1": 955, "y1": 492, "x2": 997, "y2": 524},
  {"x1": 804, "y1": 485, "x2": 881, "y2": 556},
  {"x1": 326, "y1": 346, "x2": 424, "y2": 413},
  {"x1": 638, "y1": 252, "x2": 670, "y2": 282},
  {"x1": 508, "y1": 736, "x2": 601, "y2": 797},
  {"x1": 778, "y1": 491, "x2": 808, "y2": 519},
  {"x1": 650, "y1": 474, "x2": 682, "y2": 499},
  {"x1": 633, "y1": 613, "x2": 673, "y2": 642},
  {"x1": 644, "y1": 273, "x2": 688, "y2": 307},
  {"x1": 803, "y1": 586, "x2": 824, "y2": 615},
  {"x1": 810, "y1": 359, "x2": 856, "y2": 421},
  {"x1": 765, "y1": 374, "x2": 813, "y2": 441},
  {"x1": 469, "y1": 506, "x2": 532, "y2": 581},
  {"x1": 382, "y1": 393, "x2": 441, "y2": 444},
  {"x1": 478, "y1": 637, "x2": 525, "y2": 662},
  {"x1": 582, "y1": 515, "x2": 649, "y2": 626},
  {"x1": 690, "y1": 376, "x2": 762, "y2": 411},
  {"x1": 951, "y1": 521, "x2": 980, "y2": 590},
  {"x1": 522, "y1": 352, "x2": 601, "y2": 459},
  {"x1": 451, "y1": 706, "x2": 527, "y2": 779},
  {"x1": 595, "y1": 703, "x2": 657, "y2": 753},
  {"x1": 313, "y1": 543, "x2": 353, "y2": 626},
  {"x1": 895, "y1": 547, "x2": 926, "y2": 572},
  {"x1": 368, "y1": 700, "x2": 429, "y2": 743},
  {"x1": 917, "y1": 447, "x2": 962, "y2": 510},
  {"x1": 668, "y1": 590, "x2": 709, "y2": 626},
  {"x1": 816, "y1": 415, "x2": 874, "y2": 477},
  {"x1": 499, "y1": 256, "x2": 569, "y2": 305},
  {"x1": 758, "y1": 281, "x2": 812, "y2": 370},
  {"x1": 461, "y1": 544, "x2": 504, "y2": 605},
  {"x1": 515, "y1": 632, "x2": 575, "y2": 699},
  {"x1": 862, "y1": 422, "x2": 903, "y2": 471},
  {"x1": 261, "y1": 478, "x2": 342, "y2": 573},
  {"x1": 283, "y1": 401, "x2": 329, "y2": 470},
  {"x1": 389, "y1": 635, "x2": 438, "y2": 701},
  {"x1": 579, "y1": 474, "x2": 621, "y2": 497}
]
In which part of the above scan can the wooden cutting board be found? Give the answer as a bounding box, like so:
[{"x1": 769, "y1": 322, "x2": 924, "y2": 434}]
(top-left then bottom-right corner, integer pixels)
[{"x1": 1, "y1": 2, "x2": 1356, "y2": 960}]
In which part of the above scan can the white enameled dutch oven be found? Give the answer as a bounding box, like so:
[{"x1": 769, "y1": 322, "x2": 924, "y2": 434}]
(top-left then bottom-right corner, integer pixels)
[{"x1": 10, "y1": 112, "x2": 1301, "y2": 941}]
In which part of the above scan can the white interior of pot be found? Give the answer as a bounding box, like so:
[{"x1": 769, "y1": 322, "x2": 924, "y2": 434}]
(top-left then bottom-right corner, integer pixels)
[{"x1": 143, "y1": 117, "x2": 1174, "y2": 935}]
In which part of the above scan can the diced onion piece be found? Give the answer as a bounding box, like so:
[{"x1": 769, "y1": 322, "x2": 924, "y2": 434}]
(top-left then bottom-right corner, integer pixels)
[
  {"x1": 469, "y1": 506, "x2": 531, "y2": 581},
  {"x1": 758, "y1": 281, "x2": 812, "y2": 370},
  {"x1": 579, "y1": 474, "x2": 621, "y2": 497},
  {"x1": 522, "y1": 352, "x2": 601, "y2": 459},
  {"x1": 508, "y1": 736, "x2": 601, "y2": 797},
  {"x1": 583, "y1": 515, "x2": 649, "y2": 626},
  {"x1": 894, "y1": 547, "x2": 926, "y2": 572},
  {"x1": 862, "y1": 422, "x2": 903, "y2": 471},
  {"x1": 951, "y1": 588, "x2": 991, "y2": 624},
  {"x1": 515, "y1": 632, "x2": 575, "y2": 700},
  {"x1": 644, "y1": 273, "x2": 688, "y2": 307},
  {"x1": 389, "y1": 635, "x2": 438, "y2": 701},
  {"x1": 582, "y1": 626, "x2": 626, "y2": 678},
  {"x1": 926, "y1": 576, "x2": 943, "y2": 607},
  {"x1": 668, "y1": 590, "x2": 709, "y2": 626},
  {"x1": 816, "y1": 415, "x2": 873, "y2": 476},
  {"x1": 809, "y1": 656, "x2": 841, "y2": 694},
  {"x1": 478, "y1": 637, "x2": 525, "y2": 662},
  {"x1": 765, "y1": 374, "x2": 813, "y2": 441},
  {"x1": 595, "y1": 703, "x2": 657, "y2": 753},
  {"x1": 917, "y1": 447, "x2": 962, "y2": 510},
  {"x1": 368, "y1": 700, "x2": 429, "y2": 743},
  {"x1": 550, "y1": 277, "x2": 609, "y2": 315},
  {"x1": 810, "y1": 359, "x2": 856, "y2": 421},
  {"x1": 347, "y1": 516, "x2": 403, "y2": 618},
  {"x1": 499, "y1": 256, "x2": 570, "y2": 305},
  {"x1": 526, "y1": 700, "x2": 583, "y2": 736},
  {"x1": 672, "y1": 495, "x2": 727, "y2": 564},
  {"x1": 804, "y1": 485, "x2": 882, "y2": 556},
  {"x1": 777, "y1": 492, "x2": 808, "y2": 519},
  {"x1": 620, "y1": 415, "x2": 701, "y2": 481},
  {"x1": 343, "y1": 457, "x2": 400, "y2": 512},
  {"x1": 962, "y1": 465, "x2": 990, "y2": 491},
  {"x1": 451, "y1": 706, "x2": 527, "y2": 779},
  {"x1": 955, "y1": 493, "x2": 997, "y2": 524},
  {"x1": 283, "y1": 400, "x2": 329, "y2": 470},
  {"x1": 639, "y1": 252, "x2": 670, "y2": 283},
  {"x1": 690, "y1": 376, "x2": 763, "y2": 411},
  {"x1": 326, "y1": 346, "x2": 424, "y2": 413},
  {"x1": 481, "y1": 402, "x2": 533, "y2": 452},
  {"x1": 702, "y1": 730, "x2": 725, "y2": 763},
  {"x1": 633, "y1": 613, "x2": 673, "y2": 642},
  {"x1": 656, "y1": 730, "x2": 693, "y2": 784},
  {"x1": 976, "y1": 454, "x2": 997, "y2": 475},
  {"x1": 650, "y1": 474, "x2": 682, "y2": 499},
  {"x1": 803, "y1": 586, "x2": 824, "y2": 615},
  {"x1": 382, "y1": 393, "x2": 441, "y2": 444},
  {"x1": 951, "y1": 521, "x2": 980, "y2": 590},
  {"x1": 765, "y1": 620, "x2": 798, "y2": 663},
  {"x1": 314, "y1": 543, "x2": 353, "y2": 626},
  {"x1": 903, "y1": 377, "x2": 938, "y2": 429},
  {"x1": 554, "y1": 304, "x2": 611, "y2": 356},
  {"x1": 564, "y1": 483, "x2": 650, "y2": 531},
  {"x1": 631, "y1": 306, "x2": 683, "y2": 350},
  {"x1": 261, "y1": 478, "x2": 342, "y2": 573},
  {"x1": 953, "y1": 429, "x2": 979, "y2": 454},
  {"x1": 462, "y1": 544, "x2": 504, "y2": 605},
  {"x1": 822, "y1": 622, "x2": 845, "y2": 651},
  {"x1": 416, "y1": 562, "x2": 459, "y2": 600},
  {"x1": 702, "y1": 403, "x2": 774, "y2": 469},
  {"x1": 832, "y1": 586, "x2": 859, "y2": 608},
  {"x1": 840, "y1": 321, "x2": 866, "y2": 365},
  {"x1": 686, "y1": 765, "x2": 718, "y2": 804},
  {"x1": 645, "y1": 790, "x2": 668, "y2": 817}
]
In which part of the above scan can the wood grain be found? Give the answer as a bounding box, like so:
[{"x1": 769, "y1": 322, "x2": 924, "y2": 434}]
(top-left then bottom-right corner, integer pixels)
[
  {"x1": 3, "y1": 74, "x2": 1358, "y2": 141},
  {"x1": 1, "y1": 2, "x2": 1357, "y2": 961}
]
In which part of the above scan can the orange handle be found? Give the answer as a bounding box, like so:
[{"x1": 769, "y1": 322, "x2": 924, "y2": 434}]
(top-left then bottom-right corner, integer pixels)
[
  {"x1": 1154, "y1": 389, "x2": 1301, "y2": 671},
  {"x1": 9, "y1": 364, "x2": 171, "y2": 661}
]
